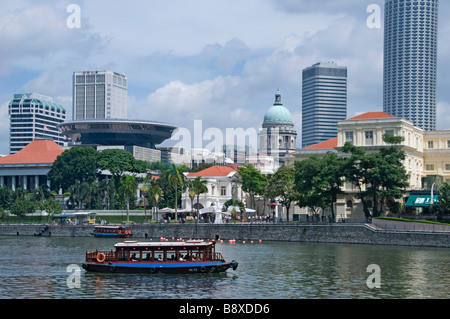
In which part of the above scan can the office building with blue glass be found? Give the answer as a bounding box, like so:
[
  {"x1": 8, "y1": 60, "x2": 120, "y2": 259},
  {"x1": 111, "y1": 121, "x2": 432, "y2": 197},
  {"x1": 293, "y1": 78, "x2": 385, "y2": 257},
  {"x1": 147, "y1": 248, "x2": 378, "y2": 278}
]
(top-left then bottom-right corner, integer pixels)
[{"x1": 301, "y1": 62, "x2": 347, "y2": 149}]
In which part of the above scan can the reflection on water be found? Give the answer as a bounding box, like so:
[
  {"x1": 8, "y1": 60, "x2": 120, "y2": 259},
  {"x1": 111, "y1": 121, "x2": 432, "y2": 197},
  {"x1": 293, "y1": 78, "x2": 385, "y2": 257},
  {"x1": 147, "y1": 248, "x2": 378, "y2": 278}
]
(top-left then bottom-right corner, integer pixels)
[{"x1": 0, "y1": 236, "x2": 449, "y2": 299}]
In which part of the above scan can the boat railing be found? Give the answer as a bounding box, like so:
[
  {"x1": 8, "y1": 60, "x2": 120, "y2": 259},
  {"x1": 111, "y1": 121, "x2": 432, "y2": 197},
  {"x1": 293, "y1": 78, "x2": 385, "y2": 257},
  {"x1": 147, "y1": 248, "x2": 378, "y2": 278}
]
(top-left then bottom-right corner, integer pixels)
[{"x1": 86, "y1": 250, "x2": 117, "y2": 263}]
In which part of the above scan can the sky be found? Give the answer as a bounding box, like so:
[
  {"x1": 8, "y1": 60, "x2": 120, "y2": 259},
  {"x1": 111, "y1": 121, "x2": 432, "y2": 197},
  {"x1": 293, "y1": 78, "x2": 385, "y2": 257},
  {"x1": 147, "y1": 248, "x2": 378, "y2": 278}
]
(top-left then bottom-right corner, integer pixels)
[{"x1": 1, "y1": 0, "x2": 450, "y2": 155}]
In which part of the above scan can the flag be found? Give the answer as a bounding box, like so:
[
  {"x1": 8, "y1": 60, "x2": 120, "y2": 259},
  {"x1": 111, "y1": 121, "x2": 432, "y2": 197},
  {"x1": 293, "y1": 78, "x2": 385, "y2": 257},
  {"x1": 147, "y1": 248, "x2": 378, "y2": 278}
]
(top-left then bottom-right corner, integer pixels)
[{"x1": 43, "y1": 125, "x2": 50, "y2": 130}]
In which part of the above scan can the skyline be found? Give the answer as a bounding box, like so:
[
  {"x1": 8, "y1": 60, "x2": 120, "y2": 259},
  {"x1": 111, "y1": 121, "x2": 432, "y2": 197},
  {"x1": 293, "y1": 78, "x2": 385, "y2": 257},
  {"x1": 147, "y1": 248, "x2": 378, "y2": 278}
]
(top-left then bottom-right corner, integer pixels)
[{"x1": 1, "y1": 0, "x2": 450, "y2": 155}]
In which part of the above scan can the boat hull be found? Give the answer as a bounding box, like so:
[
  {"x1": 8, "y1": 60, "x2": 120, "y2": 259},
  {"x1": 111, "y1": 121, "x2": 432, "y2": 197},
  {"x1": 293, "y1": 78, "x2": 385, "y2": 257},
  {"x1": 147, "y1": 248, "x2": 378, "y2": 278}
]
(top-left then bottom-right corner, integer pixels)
[{"x1": 82, "y1": 260, "x2": 238, "y2": 274}]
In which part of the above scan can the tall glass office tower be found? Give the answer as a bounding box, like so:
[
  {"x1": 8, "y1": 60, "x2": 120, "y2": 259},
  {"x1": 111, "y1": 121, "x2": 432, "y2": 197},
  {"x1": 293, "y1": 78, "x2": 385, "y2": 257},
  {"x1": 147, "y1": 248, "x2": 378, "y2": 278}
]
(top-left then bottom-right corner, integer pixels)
[
  {"x1": 383, "y1": 0, "x2": 438, "y2": 131},
  {"x1": 73, "y1": 71, "x2": 127, "y2": 120},
  {"x1": 302, "y1": 62, "x2": 347, "y2": 148}
]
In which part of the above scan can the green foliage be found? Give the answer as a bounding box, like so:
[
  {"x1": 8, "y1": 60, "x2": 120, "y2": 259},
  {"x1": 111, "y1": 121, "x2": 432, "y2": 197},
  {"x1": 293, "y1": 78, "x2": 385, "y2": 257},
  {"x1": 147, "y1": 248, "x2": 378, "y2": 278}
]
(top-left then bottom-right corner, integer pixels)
[
  {"x1": 341, "y1": 137, "x2": 409, "y2": 217},
  {"x1": 434, "y1": 182, "x2": 450, "y2": 214},
  {"x1": 10, "y1": 198, "x2": 38, "y2": 218},
  {"x1": 167, "y1": 164, "x2": 188, "y2": 212},
  {"x1": 47, "y1": 146, "x2": 98, "y2": 192},
  {"x1": 265, "y1": 166, "x2": 296, "y2": 221},
  {"x1": 238, "y1": 164, "x2": 268, "y2": 209},
  {"x1": 119, "y1": 174, "x2": 138, "y2": 223}
]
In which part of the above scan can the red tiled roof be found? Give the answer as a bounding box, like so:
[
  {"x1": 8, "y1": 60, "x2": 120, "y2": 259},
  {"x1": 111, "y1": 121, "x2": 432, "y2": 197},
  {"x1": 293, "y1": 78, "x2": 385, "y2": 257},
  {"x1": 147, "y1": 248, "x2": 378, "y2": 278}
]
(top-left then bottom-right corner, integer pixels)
[
  {"x1": 302, "y1": 112, "x2": 398, "y2": 150},
  {"x1": 186, "y1": 165, "x2": 237, "y2": 177},
  {"x1": 347, "y1": 112, "x2": 395, "y2": 120},
  {"x1": 0, "y1": 140, "x2": 64, "y2": 164},
  {"x1": 304, "y1": 137, "x2": 338, "y2": 150}
]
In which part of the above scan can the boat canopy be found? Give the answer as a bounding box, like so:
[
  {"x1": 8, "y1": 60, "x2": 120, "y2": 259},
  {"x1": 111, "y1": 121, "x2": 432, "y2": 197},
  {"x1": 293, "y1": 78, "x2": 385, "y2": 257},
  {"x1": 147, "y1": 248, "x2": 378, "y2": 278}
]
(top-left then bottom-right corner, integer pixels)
[{"x1": 114, "y1": 240, "x2": 213, "y2": 250}]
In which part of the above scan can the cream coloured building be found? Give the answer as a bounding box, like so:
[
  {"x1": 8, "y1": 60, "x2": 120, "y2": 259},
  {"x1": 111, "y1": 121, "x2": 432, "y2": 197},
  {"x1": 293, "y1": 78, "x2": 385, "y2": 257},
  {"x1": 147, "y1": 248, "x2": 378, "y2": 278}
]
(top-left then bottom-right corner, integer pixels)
[{"x1": 284, "y1": 112, "x2": 450, "y2": 221}]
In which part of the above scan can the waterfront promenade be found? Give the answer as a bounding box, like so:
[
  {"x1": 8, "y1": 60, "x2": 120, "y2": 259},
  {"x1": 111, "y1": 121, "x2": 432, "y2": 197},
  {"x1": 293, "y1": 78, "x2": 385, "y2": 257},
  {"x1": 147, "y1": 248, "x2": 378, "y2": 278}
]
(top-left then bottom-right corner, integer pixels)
[{"x1": 1, "y1": 221, "x2": 449, "y2": 248}]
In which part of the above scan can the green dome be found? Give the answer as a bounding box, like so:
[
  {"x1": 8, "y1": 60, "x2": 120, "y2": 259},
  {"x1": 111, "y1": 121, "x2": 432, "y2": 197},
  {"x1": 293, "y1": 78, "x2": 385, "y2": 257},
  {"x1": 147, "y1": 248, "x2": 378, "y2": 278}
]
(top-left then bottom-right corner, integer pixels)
[{"x1": 263, "y1": 91, "x2": 293, "y2": 123}]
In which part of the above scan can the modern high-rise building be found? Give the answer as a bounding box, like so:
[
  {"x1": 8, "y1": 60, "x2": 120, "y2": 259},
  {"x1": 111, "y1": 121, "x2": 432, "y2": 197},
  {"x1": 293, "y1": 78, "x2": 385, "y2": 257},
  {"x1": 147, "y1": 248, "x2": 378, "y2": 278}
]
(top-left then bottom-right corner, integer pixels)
[
  {"x1": 383, "y1": 0, "x2": 439, "y2": 131},
  {"x1": 302, "y1": 62, "x2": 347, "y2": 148},
  {"x1": 8, "y1": 93, "x2": 67, "y2": 154},
  {"x1": 73, "y1": 71, "x2": 127, "y2": 120}
]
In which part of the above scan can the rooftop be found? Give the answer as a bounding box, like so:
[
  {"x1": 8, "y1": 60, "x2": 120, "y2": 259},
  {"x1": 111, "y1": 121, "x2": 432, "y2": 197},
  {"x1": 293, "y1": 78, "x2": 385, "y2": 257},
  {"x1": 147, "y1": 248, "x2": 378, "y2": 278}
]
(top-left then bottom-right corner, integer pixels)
[
  {"x1": 304, "y1": 137, "x2": 338, "y2": 150},
  {"x1": 186, "y1": 165, "x2": 237, "y2": 178},
  {"x1": 346, "y1": 112, "x2": 395, "y2": 120},
  {"x1": 0, "y1": 140, "x2": 63, "y2": 164}
]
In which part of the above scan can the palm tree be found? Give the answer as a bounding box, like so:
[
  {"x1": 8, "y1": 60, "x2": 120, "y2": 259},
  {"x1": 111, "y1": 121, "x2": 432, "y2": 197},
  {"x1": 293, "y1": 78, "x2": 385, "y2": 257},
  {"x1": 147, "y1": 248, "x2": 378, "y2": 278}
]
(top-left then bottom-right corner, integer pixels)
[
  {"x1": 150, "y1": 183, "x2": 163, "y2": 222},
  {"x1": 187, "y1": 181, "x2": 196, "y2": 215},
  {"x1": 192, "y1": 176, "x2": 208, "y2": 224},
  {"x1": 119, "y1": 175, "x2": 138, "y2": 223},
  {"x1": 140, "y1": 173, "x2": 153, "y2": 222},
  {"x1": 168, "y1": 164, "x2": 187, "y2": 216},
  {"x1": 99, "y1": 178, "x2": 115, "y2": 210}
]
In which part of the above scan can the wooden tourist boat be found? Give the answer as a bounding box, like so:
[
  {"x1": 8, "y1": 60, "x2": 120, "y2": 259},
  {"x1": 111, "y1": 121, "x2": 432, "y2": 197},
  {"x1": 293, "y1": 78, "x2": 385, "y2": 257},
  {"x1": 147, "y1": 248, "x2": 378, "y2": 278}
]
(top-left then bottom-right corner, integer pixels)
[
  {"x1": 82, "y1": 240, "x2": 238, "y2": 274},
  {"x1": 91, "y1": 226, "x2": 132, "y2": 238}
]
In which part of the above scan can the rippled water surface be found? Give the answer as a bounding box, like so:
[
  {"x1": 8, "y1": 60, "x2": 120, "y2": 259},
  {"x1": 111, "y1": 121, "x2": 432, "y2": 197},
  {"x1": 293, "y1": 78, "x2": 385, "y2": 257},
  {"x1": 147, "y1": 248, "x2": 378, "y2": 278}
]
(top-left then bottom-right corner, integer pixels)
[{"x1": 0, "y1": 236, "x2": 449, "y2": 299}]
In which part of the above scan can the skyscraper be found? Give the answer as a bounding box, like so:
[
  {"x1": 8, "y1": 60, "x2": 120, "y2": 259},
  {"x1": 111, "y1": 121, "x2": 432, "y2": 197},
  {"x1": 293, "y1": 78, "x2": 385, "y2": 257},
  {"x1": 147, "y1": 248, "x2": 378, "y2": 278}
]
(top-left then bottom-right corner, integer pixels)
[
  {"x1": 383, "y1": 0, "x2": 438, "y2": 131},
  {"x1": 8, "y1": 93, "x2": 67, "y2": 154},
  {"x1": 73, "y1": 71, "x2": 127, "y2": 120},
  {"x1": 302, "y1": 62, "x2": 347, "y2": 148}
]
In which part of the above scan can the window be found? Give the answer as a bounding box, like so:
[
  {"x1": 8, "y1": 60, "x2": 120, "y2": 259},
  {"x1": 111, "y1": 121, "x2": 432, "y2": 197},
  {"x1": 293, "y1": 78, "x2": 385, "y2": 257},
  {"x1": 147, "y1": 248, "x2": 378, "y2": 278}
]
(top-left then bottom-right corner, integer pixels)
[
  {"x1": 365, "y1": 131, "x2": 374, "y2": 146},
  {"x1": 427, "y1": 140, "x2": 434, "y2": 149},
  {"x1": 220, "y1": 187, "x2": 226, "y2": 196},
  {"x1": 425, "y1": 164, "x2": 435, "y2": 171},
  {"x1": 447, "y1": 140, "x2": 450, "y2": 149},
  {"x1": 445, "y1": 164, "x2": 450, "y2": 171},
  {"x1": 346, "y1": 200, "x2": 353, "y2": 209},
  {"x1": 345, "y1": 131, "x2": 354, "y2": 144}
]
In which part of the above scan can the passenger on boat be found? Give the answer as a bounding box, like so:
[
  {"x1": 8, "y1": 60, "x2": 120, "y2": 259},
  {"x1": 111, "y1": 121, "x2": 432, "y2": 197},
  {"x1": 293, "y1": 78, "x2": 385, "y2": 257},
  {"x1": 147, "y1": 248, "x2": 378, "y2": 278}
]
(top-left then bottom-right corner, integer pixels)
[{"x1": 131, "y1": 253, "x2": 138, "y2": 261}]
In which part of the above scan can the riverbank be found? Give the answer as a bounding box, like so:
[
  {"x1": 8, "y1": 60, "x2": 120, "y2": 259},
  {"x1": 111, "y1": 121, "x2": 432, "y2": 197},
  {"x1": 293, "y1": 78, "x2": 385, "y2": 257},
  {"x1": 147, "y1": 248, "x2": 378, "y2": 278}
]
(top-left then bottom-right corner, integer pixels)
[{"x1": 1, "y1": 223, "x2": 449, "y2": 248}]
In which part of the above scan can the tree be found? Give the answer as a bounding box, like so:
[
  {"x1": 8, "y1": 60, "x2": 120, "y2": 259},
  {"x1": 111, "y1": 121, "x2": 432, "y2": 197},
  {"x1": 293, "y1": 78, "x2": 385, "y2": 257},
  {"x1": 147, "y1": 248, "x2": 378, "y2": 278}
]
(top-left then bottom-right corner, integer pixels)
[
  {"x1": 0, "y1": 186, "x2": 13, "y2": 209},
  {"x1": 342, "y1": 135, "x2": 409, "y2": 218},
  {"x1": 10, "y1": 198, "x2": 38, "y2": 219},
  {"x1": 140, "y1": 173, "x2": 153, "y2": 222},
  {"x1": 47, "y1": 146, "x2": 98, "y2": 192},
  {"x1": 191, "y1": 176, "x2": 208, "y2": 224},
  {"x1": 40, "y1": 198, "x2": 62, "y2": 222},
  {"x1": 99, "y1": 178, "x2": 115, "y2": 210},
  {"x1": 149, "y1": 182, "x2": 163, "y2": 221},
  {"x1": 433, "y1": 182, "x2": 450, "y2": 215},
  {"x1": 97, "y1": 148, "x2": 146, "y2": 185},
  {"x1": 238, "y1": 164, "x2": 268, "y2": 210},
  {"x1": 320, "y1": 152, "x2": 345, "y2": 222},
  {"x1": 119, "y1": 175, "x2": 138, "y2": 223},
  {"x1": 265, "y1": 166, "x2": 297, "y2": 221},
  {"x1": 294, "y1": 156, "x2": 330, "y2": 219},
  {"x1": 167, "y1": 164, "x2": 188, "y2": 215}
]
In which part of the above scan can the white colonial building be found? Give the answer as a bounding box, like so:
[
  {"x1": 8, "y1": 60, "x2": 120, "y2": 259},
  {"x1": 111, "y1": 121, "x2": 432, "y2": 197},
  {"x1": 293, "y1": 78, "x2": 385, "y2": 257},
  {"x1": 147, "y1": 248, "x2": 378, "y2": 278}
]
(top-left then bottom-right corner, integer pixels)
[
  {"x1": 182, "y1": 165, "x2": 244, "y2": 212},
  {"x1": 284, "y1": 112, "x2": 450, "y2": 221}
]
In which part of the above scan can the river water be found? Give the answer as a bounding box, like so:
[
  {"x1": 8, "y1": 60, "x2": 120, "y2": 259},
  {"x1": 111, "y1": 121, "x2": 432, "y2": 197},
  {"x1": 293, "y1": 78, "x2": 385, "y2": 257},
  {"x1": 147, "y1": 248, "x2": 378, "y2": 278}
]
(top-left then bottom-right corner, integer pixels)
[{"x1": 0, "y1": 236, "x2": 448, "y2": 299}]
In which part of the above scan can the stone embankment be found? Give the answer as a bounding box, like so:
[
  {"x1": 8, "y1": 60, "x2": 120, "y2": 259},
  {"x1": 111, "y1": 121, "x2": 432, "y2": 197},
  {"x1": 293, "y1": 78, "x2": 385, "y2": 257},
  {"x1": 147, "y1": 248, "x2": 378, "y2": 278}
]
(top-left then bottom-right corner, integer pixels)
[{"x1": 1, "y1": 222, "x2": 450, "y2": 248}]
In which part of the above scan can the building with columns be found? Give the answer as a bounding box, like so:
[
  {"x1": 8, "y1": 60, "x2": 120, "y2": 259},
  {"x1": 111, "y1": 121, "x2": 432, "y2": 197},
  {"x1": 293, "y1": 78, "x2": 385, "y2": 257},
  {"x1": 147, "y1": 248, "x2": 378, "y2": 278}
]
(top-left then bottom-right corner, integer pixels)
[
  {"x1": 182, "y1": 165, "x2": 244, "y2": 211},
  {"x1": 0, "y1": 140, "x2": 63, "y2": 191},
  {"x1": 284, "y1": 112, "x2": 450, "y2": 221}
]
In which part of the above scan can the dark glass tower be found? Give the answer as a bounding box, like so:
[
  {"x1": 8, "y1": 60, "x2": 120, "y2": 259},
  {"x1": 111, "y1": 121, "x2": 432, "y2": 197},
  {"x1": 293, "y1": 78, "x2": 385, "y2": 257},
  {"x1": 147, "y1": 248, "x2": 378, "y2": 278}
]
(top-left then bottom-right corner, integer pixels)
[
  {"x1": 302, "y1": 62, "x2": 347, "y2": 148},
  {"x1": 383, "y1": 0, "x2": 439, "y2": 131}
]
